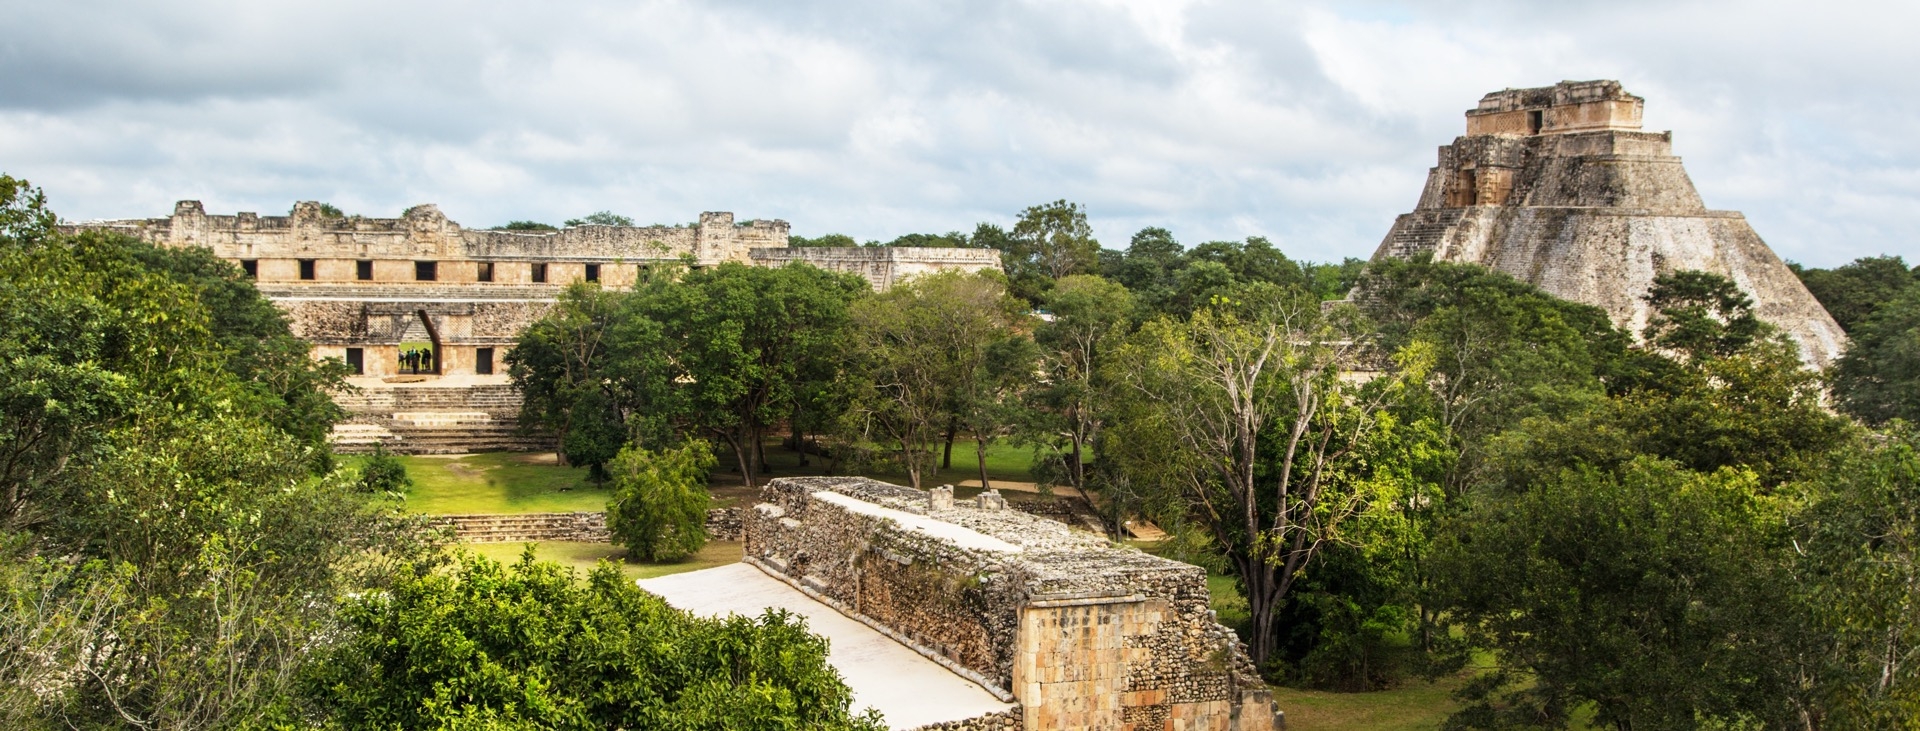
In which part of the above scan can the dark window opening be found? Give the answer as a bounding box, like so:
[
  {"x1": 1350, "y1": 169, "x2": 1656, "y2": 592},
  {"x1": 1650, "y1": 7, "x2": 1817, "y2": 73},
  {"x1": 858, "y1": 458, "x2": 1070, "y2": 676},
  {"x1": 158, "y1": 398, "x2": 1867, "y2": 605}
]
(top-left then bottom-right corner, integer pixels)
[
  {"x1": 1527, "y1": 110, "x2": 1543, "y2": 135},
  {"x1": 475, "y1": 347, "x2": 495, "y2": 375},
  {"x1": 356, "y1": 260, "x2": 373, "y2": 280},
  {"x1": 298, "y1": 259, "x2": 316, "y2": 280},
  {"x1": 241, "y1": 260, "x2": 258, "y2": 278},
  {"x1": 477, "y1": 261, "x2": 494, "y2": 282},
  {"x1": 344, "y1": 347, "x2": 364, "y2": 375},
  {"x1": 531, "y1": 262, "x2": 548, "y2": 283},
  {"x1": 584, "y1": 263, "x2": 600, "y2": 282},
  {"x1": 415, "y1": 261, "x2": 437, "y2": 281}
]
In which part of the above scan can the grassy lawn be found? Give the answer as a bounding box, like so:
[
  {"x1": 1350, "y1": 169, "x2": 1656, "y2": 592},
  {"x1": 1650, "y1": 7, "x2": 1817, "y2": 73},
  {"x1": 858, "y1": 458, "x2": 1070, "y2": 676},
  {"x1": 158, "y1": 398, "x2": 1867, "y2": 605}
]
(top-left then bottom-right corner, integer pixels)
[
  {"x1": 357, "y1": 452, "x2": 605, "y2": 515},
  {"x1": 463, "y1": 540, "x2": 744, "y2": 582},
  {"x1": 387, "y1": 438, "x2": 1059, "y2": 517},
  {"x1": 1272, "y1": 678, "x2": 1465, "y2": 731}
]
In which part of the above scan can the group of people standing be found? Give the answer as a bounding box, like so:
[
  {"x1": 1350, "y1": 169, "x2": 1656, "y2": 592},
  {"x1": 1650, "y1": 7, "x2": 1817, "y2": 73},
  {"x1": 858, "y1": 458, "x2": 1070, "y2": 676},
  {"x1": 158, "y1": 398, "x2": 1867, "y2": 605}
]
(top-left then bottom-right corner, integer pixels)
[{"x1": 401, "y1": 347, "x2": 434, "y2": 374}]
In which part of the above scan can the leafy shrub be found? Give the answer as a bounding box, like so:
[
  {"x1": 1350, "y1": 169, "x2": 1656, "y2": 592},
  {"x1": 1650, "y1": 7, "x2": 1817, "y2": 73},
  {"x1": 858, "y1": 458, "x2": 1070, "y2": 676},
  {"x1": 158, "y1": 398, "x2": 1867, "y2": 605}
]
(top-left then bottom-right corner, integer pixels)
[
  {"x1": 307, "y1": 551, "x2": 885, "y2": 730},
  {"x1": 355, "y1": 444, "x2": 412, "y2": 494},
  {"x1": 606, "y1": 440, "x2": 716, "y2": 562}
]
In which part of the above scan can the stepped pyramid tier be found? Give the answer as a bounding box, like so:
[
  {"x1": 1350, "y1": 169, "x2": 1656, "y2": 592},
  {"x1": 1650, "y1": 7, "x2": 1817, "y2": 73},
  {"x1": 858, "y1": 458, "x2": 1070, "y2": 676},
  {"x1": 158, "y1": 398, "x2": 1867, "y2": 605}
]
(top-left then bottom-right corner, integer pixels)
[{"x1": 1370, "y1": 80, "x2": 1845, "y2": 368}]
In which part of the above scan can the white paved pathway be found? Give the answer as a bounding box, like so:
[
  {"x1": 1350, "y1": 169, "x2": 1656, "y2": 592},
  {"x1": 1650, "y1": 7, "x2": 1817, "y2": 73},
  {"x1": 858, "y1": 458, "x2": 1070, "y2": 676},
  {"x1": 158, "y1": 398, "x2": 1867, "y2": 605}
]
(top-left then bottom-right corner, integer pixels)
[{"x1": 638, "y1": 563, "x2": 1014, "y2": 730}]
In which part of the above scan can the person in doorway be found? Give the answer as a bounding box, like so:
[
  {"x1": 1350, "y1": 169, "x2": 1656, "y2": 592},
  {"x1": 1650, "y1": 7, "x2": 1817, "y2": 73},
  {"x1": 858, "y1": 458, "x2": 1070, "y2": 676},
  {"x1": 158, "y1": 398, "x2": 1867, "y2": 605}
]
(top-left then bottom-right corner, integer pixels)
[{"x1": 421, "y1": 349, "x2": 433, "y2": 373}]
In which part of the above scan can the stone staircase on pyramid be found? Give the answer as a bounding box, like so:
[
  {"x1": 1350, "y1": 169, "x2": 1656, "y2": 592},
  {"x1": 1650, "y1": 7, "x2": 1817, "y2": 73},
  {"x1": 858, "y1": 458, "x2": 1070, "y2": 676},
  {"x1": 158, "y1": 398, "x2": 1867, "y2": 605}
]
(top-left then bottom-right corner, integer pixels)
[{"x1": 1380, "y1": 208, "x2": 1467, "y2": 259}]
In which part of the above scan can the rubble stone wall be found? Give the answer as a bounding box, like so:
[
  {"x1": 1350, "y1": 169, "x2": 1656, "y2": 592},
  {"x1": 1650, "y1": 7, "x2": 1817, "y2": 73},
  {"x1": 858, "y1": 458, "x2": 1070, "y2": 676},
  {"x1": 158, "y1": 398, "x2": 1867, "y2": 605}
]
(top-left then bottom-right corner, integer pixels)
[
  {"x1": 749, "y1": 247, "x2": 1003, "y2": 290},
  {"x1": 744, "y1": 476, "x2": 1275, "y2": 731},
  {"x1": 432, "y1": 507, "x2": 742, "y2": 543}
]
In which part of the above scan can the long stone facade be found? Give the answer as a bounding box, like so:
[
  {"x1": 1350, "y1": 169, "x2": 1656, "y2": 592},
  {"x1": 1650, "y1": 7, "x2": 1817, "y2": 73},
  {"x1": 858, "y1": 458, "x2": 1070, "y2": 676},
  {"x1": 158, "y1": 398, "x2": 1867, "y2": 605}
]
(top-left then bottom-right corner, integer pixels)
[
  {"x1": 745, "y1": 477, "x2": 1278, "y2": 731},
  {"x1": 1371, "y1": 80, "x2": 1845, "y2": 367},
  {"x1": 70, "y1": 202, "x2": 999, "y2": 452}
]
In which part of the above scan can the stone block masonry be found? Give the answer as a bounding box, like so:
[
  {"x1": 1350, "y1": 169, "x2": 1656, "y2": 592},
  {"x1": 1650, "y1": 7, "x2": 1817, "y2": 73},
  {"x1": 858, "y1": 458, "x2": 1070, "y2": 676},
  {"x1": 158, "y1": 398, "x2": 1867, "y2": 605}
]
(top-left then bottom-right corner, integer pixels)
[
  {"x1": 430, "y1": 507, "x2": 742, "y2": 543},
  {"x1": 71, "y1": 203, "x2": 1002, "y2": 452},
  {"x1": 1369, "y1": 79, "x2": 1845, "y2": 369},
  {"x1": 745, "y1": 476, "x2": 1277, "y2": 731}
]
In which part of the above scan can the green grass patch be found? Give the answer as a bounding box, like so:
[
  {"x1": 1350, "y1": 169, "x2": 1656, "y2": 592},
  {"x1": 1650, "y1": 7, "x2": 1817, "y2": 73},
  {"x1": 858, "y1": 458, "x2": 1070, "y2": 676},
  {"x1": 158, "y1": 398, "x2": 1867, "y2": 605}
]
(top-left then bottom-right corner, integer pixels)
[
  {"x1": 463, "y1": 540, "x2": 744, "y2": 583},
  {"x1": 362, "y1": 452, "x2": 604, "y2": 515},
  {"x1": 1270, "y1": 677, "x2": 1465, "y2": 730}
]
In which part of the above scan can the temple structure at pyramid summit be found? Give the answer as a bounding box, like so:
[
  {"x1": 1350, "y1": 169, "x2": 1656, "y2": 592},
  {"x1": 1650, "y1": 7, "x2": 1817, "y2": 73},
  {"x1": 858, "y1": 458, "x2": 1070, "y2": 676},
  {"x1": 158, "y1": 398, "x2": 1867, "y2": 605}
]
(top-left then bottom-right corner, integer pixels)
[{"x1": 1370, "y1": 80, "x2": 1844, "y2": 367}]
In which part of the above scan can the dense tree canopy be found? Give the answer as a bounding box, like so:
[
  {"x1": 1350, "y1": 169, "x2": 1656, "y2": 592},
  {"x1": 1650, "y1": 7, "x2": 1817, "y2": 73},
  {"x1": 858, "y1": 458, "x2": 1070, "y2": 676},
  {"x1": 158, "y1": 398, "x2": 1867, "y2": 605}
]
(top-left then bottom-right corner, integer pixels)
[
  {"x1": 308, "y1": 552, "x2": 885, "y2": 731},
  {"x1": 0, "y1": 176, "x2": 432, "y2": 729}
]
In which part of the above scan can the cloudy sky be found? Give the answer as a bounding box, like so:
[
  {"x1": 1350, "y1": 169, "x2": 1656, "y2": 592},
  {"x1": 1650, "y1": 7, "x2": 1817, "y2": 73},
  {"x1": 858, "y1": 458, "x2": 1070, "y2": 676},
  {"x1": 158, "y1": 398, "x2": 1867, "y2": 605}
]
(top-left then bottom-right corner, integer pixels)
[{"x1": 2, "y1": 0, "x2": 1913, "y2": 266}]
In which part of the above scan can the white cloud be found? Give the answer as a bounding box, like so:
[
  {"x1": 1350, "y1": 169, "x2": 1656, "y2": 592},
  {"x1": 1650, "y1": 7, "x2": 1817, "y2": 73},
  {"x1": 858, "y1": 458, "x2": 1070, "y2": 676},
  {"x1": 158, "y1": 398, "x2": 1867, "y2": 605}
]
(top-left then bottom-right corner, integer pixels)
[{"x1": 0, "y1": 0, "x2": 1913, "y2": 265}]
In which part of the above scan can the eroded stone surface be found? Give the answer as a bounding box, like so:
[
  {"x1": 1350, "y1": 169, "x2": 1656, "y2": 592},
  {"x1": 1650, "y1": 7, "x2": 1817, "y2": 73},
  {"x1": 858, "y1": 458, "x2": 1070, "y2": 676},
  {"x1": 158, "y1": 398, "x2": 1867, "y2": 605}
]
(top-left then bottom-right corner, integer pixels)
[
  {"x1": 746, "y1": 476, "x2": 1275, "y2": 731},
  {"x1": 1371, "y1": 80, "x2": 1845, "y2": 368}
]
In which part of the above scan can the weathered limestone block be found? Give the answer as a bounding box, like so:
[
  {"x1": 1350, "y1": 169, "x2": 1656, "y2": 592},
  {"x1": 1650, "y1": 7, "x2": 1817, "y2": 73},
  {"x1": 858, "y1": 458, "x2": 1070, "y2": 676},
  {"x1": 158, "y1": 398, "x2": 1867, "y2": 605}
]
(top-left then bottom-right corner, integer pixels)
[
  {"x1": 744, "y1": 477, "x2": 1275, "y2": 731},
  {"x1": 1371, "y1": 79, "x2": 1845, "y2": 368}
]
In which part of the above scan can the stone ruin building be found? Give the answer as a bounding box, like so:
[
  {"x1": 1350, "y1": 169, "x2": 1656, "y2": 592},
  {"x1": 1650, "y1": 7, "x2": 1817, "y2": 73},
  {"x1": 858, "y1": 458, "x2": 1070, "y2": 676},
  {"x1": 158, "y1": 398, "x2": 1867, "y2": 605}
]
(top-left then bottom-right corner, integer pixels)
[
  {"x1": 72, "y1": 202, "x2": 1001, "y2": 453},
  {"x1": 1371, "y1": 80, "x2": 1845, "y2": 367},
  {"x1": 640, "y1": 476, "x2": 1280, "y2": 731}
]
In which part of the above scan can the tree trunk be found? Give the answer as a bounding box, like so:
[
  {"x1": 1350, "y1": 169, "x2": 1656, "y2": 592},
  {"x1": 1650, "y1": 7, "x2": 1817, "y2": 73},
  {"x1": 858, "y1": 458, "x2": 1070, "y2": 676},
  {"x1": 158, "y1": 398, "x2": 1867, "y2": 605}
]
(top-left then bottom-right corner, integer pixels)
[
  {"x1": 754, "y1": 427, "x2": 770, "y2": 474},
  {"x1": 1238, "y1": 556, "x2": 1282, "y2": 668},
  {"x1": 942, "y1": 419, "x2": 957, "y2": 470},
  {"x1": 903, "y1": 440, "x2": 922, "y2": 490},
  {"x1": 975, "y1": 437, "x2": 992, "y2": 490},
  {"x1": 724, "y1": 431, "x2": 754, "y2": 490},
  {"x1": 1069, "y1": 438, "x2": 1085, "y2": 492}
]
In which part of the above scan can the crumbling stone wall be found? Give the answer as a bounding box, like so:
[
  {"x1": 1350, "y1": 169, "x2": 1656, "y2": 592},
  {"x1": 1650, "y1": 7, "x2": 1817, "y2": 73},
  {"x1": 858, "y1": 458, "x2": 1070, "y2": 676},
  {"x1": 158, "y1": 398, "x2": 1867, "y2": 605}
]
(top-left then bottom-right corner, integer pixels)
[
  {"x1": 745, "y1": 477, "x2": 1275, "y2": 731},
  {"x1": 748, "y1": 246, "x2": 1003, "y2": 290}
]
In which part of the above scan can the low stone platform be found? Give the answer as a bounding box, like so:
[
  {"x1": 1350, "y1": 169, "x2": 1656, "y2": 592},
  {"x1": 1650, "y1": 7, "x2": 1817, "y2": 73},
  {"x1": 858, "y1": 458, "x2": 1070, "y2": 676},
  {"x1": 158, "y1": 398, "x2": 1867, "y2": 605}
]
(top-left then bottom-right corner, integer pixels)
[{"x1": 639, "y1": 563, "x2": 1016, "y2": 730}]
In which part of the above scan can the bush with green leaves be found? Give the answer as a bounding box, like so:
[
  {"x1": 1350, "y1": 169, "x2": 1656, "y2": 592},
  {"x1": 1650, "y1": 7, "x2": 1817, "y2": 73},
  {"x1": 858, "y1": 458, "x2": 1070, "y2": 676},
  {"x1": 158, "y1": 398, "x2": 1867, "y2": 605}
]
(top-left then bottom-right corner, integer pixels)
[
  {"x1": 355, "y1": 445, "x2": 413, "y2": 494},
  {"x1": 606, "y1": 440, "x2": 717, "y2": 562},
  {"x1": 307, "y1": 551, "x2": 884, "y2": 731}
]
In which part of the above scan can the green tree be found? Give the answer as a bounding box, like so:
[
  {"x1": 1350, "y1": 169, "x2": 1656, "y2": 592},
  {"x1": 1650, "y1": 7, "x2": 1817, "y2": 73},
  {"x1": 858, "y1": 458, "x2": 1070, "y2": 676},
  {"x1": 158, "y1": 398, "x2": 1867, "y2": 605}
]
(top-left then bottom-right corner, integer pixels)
[
  {"x1": 606, "y1": 440, "x2": 716, "y2": 562},
  {"x1": 1111, "y1": 227, "x2": 1183, "y2": 311},
  {"x1": 1799, "y1": 425, "x2": 1920, "y2": 726},
  {"x1": 0, "y1": 174, "x2": 55, "y2": 247},
  {"x1": 1105, "y1": 285, "x2": 1433, "y2": 666},
  {"x1": 1186, "y1": 237, "x2": 1304, "y2": 291},
  {"x1": 307, "y1": 552, "x2": 885, "y2": 730},
  {"x1": 565, "y1": 210, "x2": 635, "y2": 227},
  {"x1": 494, "y1": 220, "x2": 558, "y2": 231},
  {"x1": 620, "y1": 263, "x2": 866, "y2": 486},
  {"x1": 508, "y1": 282, "x2": 627, "y2": 473},
  {"x1": 791, "y1": 233, "x2": 858, "y2": 248},
  {"x1": 355, "y1": 445, "x2": 413, "y2": 494},
  {"x1": 1359, "y1": 257, "x2": 1626, "y2": 494},
  {"x1": 1024, "y1": 275, "x2": 1133, "y2": 496},
  {"x1": 849, "y1": 271, "x2": 1024, "y2": 489},
  {"x1": 1791, "y1": 255, "x2": 1916, "y2": 332},
  {"x1": 0, "y1": 178, "x2": 435, "y2": 727},
  {"x1": 1831, "y1": 283, "x2": 1920, "y2": 425},
  {"x1": 880, "y1": 231, "x2": 974, "y2": 248},
  {"x1": 1003, "y1": 200, "x2": 1099, "y2": 301},
  {"x1": 1433, "y1": 458, "x2": 1805, "y2": 730}
]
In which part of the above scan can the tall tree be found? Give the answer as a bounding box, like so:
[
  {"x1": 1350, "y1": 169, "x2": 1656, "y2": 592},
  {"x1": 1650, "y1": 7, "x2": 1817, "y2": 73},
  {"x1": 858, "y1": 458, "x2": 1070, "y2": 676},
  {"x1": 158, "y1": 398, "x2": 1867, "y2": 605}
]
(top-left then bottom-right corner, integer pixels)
[
  {"x1": 849, "y1": 271, "x2": 1024, "y2": 489},
  {"x1": 1831, "y1": 282, "x2": 1920, "y2": 425},
  {"x1": 1105, "y1": 285, "x2": 1431, "y2": 666},
  {"x1": 1025, "y1": 275, "x2": 1133, "y2": 495},
  {"x1": 1003, "y1": 200, "x2": 1099, "y2": 301},
  {"x1": 508, "y1": 281, "x2": 628, "y2": 474},
  {"x1": 1791, "y1": 255, "x2": 1917, "y2": 332},
  {"x1": 632, "y1": 263, "x2": 866, "y2": 486}
]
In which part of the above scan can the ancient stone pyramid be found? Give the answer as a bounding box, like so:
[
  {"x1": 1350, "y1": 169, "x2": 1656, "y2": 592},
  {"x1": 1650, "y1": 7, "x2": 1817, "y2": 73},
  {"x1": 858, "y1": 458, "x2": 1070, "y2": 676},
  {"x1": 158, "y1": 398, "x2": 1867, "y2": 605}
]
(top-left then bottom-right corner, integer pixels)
[{"x1": 1370, "y1": 80, "x2": 1844, "y2": 367}]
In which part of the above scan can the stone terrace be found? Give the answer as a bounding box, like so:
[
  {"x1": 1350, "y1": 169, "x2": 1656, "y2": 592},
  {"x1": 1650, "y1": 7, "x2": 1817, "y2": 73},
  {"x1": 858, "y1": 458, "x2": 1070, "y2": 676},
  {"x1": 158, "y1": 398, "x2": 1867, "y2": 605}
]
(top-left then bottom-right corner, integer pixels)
[{"x1": 735, "y1": 476, "x2": 1277, "y2": 731}]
